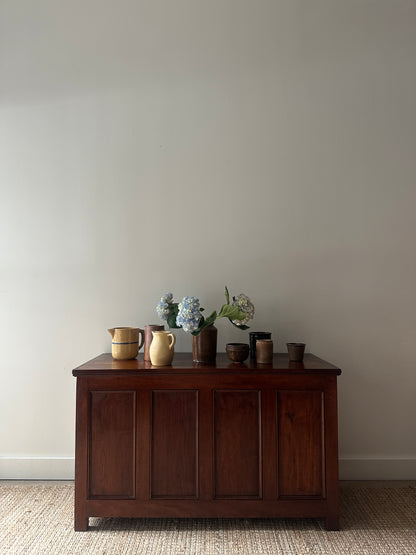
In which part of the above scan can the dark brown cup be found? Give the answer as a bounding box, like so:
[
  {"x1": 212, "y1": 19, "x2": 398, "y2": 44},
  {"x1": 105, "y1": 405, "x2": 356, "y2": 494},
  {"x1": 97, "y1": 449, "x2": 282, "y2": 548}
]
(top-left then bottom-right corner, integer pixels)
[
  {"x1": 287, "y1": 342, "x2": 306, "y2": 362},
  {"x1": 144, "y1": 324, "x2": 165, "y2": 361}
]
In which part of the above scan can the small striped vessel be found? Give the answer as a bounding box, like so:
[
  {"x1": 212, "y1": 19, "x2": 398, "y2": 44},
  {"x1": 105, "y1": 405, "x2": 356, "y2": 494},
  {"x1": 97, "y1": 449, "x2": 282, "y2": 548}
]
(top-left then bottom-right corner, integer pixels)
[{"x1": 108, "y1": 327, "x2": 144, "y2": 360}]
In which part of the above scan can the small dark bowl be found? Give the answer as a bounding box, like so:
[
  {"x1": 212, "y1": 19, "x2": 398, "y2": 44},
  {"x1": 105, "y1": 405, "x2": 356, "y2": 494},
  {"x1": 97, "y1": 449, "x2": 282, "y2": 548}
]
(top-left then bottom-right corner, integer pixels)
[{"x1": 226, "y1": 343, "x2": 250, "y2": 363}]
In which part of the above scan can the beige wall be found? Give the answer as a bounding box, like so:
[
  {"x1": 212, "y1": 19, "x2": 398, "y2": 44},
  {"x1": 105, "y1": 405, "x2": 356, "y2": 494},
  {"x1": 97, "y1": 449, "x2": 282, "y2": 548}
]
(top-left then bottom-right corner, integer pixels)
[{"x1": 1, "y1": 0, "x2": 415, "y2": 478}]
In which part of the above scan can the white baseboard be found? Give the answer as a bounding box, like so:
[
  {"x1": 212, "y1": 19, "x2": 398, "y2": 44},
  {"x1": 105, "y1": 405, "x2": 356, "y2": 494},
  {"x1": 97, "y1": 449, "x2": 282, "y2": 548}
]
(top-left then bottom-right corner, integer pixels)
[
  {"x1": 0, "y1": 457, "x2": 415, "y2": 481},
  {"x1": 0, "y1": 457, "x2": 75, "y2": 480},
  {"x1": 339, "y1": 458, "x2": 416, "y2": 480}
]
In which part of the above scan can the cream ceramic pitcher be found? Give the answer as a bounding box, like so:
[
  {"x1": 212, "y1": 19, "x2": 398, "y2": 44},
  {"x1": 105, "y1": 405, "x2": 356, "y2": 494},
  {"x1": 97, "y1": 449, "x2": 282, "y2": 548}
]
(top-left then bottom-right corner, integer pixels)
[
  {"x1": 149, "y1": 330, "x2": 176, "y2": 366},
  {"x1": 108, "y1": 327, "x2": 144, "y2": 360}
]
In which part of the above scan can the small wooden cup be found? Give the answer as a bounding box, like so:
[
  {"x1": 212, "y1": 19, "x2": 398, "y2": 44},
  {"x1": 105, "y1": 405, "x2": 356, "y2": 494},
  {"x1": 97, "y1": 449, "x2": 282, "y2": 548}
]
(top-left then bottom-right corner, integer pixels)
[
  {"x1": 287, "y1": 343, "x2": 306, "y2": 362},
  {"x1": 249, "y1": 331, "x2": 271, "y2": 360},
  {"x1": 256, "y1": 339, "x2": 273, "y2": 364}
]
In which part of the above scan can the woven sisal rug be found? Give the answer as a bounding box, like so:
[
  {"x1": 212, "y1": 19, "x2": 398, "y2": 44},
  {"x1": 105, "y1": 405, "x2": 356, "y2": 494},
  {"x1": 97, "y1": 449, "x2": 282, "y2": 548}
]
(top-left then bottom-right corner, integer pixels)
[{"x1": 0, "y1": 484, "x2": 415, "y2": 554}]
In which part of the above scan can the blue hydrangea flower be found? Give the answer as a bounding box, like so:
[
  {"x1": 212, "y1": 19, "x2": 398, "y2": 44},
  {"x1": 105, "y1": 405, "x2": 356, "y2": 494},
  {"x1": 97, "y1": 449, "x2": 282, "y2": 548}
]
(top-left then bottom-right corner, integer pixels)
[
  {"x1": 231, "y1": 293, "x2": 255, "y2": 326},
  {"x1": 156, "y1": 292, "x2": 174, "y2": 320},
  {"x1": 176, "y1": 296, "x2": 202, "y2": 333}
]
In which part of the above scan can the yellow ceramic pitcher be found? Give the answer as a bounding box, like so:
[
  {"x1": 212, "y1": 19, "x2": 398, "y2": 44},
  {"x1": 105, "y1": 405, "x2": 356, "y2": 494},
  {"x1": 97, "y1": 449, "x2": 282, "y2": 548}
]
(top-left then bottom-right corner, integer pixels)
[
  {"x1": 108, "y1": 327, "x2": 144, "y2": 360},
  {"x1": 149, "y1": 330, "x2": 176, "y2": 366}
]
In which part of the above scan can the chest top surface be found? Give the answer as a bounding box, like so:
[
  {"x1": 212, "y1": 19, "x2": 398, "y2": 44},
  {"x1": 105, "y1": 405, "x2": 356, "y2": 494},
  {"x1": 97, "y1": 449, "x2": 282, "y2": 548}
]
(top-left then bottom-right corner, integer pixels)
[{"x1": 72, "y1": 353, "x2": 341, "y2": 377}]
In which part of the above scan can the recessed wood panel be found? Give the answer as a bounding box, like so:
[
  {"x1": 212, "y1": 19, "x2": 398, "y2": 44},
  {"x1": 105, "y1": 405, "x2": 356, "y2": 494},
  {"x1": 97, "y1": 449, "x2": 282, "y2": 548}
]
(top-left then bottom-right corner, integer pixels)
[
  {"x1": 151, "y1": 390, "x2": 198, "y2": 498},
  {"x1": 89, "y1": 390, "x2": 136, "y2": 498},
  {"x1": 214, "y1": 390, "x2": 261, "y2": 499},
  {"x1": 277, "y1": 390, "x2": 324, "y2": 498}
]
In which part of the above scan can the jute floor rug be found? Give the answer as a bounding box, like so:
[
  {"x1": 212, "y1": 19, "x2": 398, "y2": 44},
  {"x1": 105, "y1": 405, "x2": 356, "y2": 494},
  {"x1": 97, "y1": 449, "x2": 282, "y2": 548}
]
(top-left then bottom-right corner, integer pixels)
[{"x1": 0, "y1": 484, "x2": 415, "y2": 554}]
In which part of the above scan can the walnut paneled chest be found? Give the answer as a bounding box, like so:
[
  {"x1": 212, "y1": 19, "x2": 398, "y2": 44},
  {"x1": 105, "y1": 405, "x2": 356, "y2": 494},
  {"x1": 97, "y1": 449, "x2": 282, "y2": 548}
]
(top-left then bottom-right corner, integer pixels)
[{"x1": 73, "y1": 353, "x2": 341, "y2": 531}]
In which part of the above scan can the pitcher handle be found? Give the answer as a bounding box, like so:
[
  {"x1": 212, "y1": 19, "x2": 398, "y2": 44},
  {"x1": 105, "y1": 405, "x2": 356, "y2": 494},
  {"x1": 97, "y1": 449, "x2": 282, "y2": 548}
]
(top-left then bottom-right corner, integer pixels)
[
  {"x1": 138, "y1": 329, "x2": 145, "y2": 350},
  {"x1": 168, "y1": 333, "x2": 176, "y2": 350}
]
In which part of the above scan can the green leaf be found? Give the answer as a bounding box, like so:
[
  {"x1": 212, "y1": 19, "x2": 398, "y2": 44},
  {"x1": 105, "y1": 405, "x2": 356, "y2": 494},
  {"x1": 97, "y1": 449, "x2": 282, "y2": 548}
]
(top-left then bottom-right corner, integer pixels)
[
  {"x1": 204, "y1": 310, "x2": 217, "y2": 326},
  {"x1": 224, "y1": 286, "x2": 230, "y2": 304},
  {"x1": 167, "y1": 314, "x2": 179, "y2": 329},
  {"x1": 166, "y1": 304, "x2": 179, "y2": 329},
  {"x1": 217, "y1": 304, "x2": 245, "y2": 321},
  {"x1": 192, "y1": 311, "x2": 217, "y2": 335}
]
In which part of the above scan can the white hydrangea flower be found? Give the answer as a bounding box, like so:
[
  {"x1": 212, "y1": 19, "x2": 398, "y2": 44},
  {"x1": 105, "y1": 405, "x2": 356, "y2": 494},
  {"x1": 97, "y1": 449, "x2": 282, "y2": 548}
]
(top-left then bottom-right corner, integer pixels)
[
  {"x1": 231, "y1": 293, "x2": 255, "y2": 326},
  {"x1": 156, "y1": 292, "x2": 174, "y2": 320},
  {"x1": 176, "y1": 296, "x2": 202, "y2": 333}
]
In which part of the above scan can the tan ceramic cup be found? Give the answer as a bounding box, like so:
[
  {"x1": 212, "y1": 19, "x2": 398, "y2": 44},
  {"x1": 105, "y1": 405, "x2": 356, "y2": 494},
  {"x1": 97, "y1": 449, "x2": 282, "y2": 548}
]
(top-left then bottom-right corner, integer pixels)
[{"x1": 256, "y1": 339, "x2": 273, "y2": 364}]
